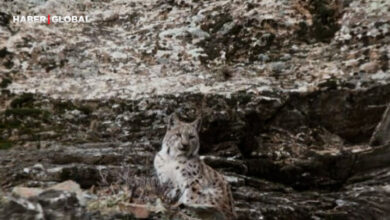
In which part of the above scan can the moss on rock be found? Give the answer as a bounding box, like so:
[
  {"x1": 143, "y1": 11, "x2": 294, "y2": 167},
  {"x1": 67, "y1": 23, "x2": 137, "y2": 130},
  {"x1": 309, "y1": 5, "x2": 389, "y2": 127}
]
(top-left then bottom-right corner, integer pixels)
[
  {"x1": 0, "y1": 78, "x2": 12, "y2": 88},
  {"x1": 10, "y1": 93, "x2": 35, "y2": 108},
  {"x1": 0, "y1": 140, "x2": 13, "y2": 150}
]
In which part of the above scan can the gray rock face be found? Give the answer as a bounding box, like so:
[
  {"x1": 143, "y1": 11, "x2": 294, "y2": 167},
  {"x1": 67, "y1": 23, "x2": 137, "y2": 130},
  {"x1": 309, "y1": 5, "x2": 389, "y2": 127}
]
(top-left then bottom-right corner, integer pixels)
[
  {"x1": 0, "y1": 0, "x2": 389, "y2": 219},
  {"x1": 1, "y1": 197, "x2": 45, "y2": 220},
  {"x1": 370, "y1": 105, "x2": 390, "y2": 146},
  {"x1": 1, "y1": 89, "x2": 390, "y2": 219},
  {"x1": 1, "y1": 190, "x2": 87, "y2": 220},
  {"x1": 0, "y1": 0, "x2": 388, "y2": 100}
]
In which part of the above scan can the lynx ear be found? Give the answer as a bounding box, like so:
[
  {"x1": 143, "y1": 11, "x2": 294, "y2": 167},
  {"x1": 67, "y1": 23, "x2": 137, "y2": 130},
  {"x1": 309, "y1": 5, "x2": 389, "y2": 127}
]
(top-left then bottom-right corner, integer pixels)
[
  {"x1": 193, "y1": 117, "x2": 202, "y2": 132},
  {"x1": 167, "y1": 113, "x2": 180, "y2": 130}
]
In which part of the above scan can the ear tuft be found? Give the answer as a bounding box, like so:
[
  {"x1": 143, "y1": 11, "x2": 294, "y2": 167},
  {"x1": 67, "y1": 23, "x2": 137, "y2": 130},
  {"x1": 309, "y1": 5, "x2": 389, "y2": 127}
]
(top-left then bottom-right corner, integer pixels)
[
  {"x1": 193, "y1": 117, "x2": 202, "y2": 132},
  {"x1": 167, "y1": 113, "x2": 180, "y2": 129}
]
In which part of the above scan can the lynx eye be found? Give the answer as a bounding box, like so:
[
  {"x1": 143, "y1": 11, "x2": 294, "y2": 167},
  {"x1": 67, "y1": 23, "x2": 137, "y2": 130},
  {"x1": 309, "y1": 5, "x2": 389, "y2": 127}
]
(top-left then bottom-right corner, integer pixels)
[
  {"x1": 175, "y1": 133, "x2": 181, "y2": 138},
  {"x1": 189, "y1": 135, "x2": 196, "y2": 139}
]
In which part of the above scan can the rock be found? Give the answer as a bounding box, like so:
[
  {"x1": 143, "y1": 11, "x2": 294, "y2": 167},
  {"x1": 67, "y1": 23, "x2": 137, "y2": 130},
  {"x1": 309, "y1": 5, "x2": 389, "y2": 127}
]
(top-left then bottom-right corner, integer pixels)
[
  {"x1": 3, "y1": 182, "x2": 92, "y2": 220},
  {"x1": 280, "y1": 54, "x2": 292, "y2": 61},
  {"x1": 118, "y1": 203, "x2": 150, "y2": 219},
  {"x1": 49, "y1": 180, "x2": 85, "y2": 205},
  {"x1": 270, "y1": 61, "x2": 287, "y2": 74},
  {"x1": 258, "y1": 54, "x2": 270, "y2": 62},
  {"x1": 0, "y1": 197, "x2": 45, "y2": 220},
  {"x1": 201, "y1": 156, "x2": 248, "y2": 174},
  {"x1": 12, "y1": 187, "x2": 43, "y2": 198},
  {"x1": 34, "y1": 189, "x2": 90, "y2": 220},
  {"x1": 370, "y1": 105, "x2": 390, "y2": 146},
  {"x1": 11, "y1": 180, "x2": 86, "y2": 207},
  {"x1": 360, "y1": 61, "x2": 379, "y2": 73},
  {"x1": 37, "y1": 190, "x2": 79, "y2": 210}
]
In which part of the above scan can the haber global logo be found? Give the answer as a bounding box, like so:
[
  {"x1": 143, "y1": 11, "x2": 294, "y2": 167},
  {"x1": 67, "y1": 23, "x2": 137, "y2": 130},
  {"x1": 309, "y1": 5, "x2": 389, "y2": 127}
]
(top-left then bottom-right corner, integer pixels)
[{"x1": 13, "y1": 15, "x2": 90, "y2": 24}]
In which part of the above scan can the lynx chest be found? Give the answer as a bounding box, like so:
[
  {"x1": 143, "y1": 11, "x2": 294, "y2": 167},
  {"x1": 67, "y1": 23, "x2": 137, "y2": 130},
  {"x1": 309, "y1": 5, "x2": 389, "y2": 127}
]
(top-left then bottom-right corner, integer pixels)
[{"x1": 154, "y1": 151, "x2": 190, "y2": 187}]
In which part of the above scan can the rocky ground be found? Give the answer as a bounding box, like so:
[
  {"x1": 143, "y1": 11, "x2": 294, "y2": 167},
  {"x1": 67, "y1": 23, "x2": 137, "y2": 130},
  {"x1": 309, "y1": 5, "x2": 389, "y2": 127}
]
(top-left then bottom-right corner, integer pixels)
[{"x1": 0, "y1": 0, "x2": 390, "y2": 219}]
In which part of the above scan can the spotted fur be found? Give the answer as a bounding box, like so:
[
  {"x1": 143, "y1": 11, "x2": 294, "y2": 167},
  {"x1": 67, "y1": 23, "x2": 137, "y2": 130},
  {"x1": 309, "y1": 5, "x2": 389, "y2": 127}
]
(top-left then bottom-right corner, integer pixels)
[{"x1": 154, "y1": 114, "x2": 236, "y2": 219}]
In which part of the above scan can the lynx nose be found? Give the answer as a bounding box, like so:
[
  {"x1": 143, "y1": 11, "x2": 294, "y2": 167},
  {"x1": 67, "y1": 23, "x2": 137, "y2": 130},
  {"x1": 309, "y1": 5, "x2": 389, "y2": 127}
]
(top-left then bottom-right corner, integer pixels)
[{"x1": 180, "y1": 143, "x2": 189, "y2": 151}]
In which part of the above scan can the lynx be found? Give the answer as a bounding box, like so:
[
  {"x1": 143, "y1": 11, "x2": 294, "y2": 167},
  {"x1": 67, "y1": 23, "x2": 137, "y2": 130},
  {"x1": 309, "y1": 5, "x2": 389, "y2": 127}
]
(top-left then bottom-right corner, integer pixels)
[{"x1": 154, "y1": 114, "x2": 236, "y2": 220}]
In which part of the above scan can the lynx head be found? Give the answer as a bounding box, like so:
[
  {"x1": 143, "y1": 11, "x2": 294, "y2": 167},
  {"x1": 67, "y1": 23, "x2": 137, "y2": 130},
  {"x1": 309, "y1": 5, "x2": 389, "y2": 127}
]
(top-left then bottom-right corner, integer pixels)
[{"x1": 163, "y1": 113, "x2": 202, "y2": 158}]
